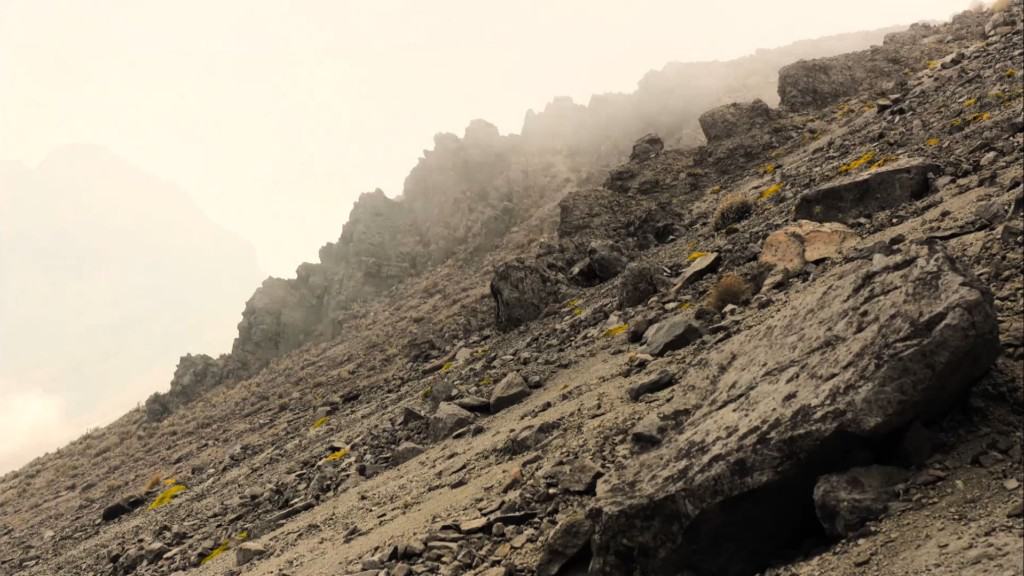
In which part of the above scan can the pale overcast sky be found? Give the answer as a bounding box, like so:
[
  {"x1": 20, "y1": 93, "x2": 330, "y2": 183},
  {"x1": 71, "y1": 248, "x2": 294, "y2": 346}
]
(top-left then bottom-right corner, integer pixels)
[{"x1": 0, "y1": 0, "x2": 973, "y2": 473}]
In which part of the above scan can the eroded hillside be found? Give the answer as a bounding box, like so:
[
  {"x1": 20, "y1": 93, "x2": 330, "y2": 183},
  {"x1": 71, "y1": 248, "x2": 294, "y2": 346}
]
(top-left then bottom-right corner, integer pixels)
[{"x1": 1, "y1": 4, "x2": 1022, "y2": 576}]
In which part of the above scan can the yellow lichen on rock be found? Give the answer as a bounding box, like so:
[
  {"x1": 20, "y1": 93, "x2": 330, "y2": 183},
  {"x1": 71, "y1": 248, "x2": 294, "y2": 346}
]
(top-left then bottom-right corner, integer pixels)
[
  {"x1": 324, "y1": 447, "x2": 350, "y2": 462},
  {"x1": 310, "y1": 416, "x2": 329, "y2": 430},
  {"x1": 201, "y1": 541, "x2": 230, "y2": 565},
  {"x1": 148, "y1": 483, "x2": 186, "y2": 510},
  {"x1": 687, "y1": 251, "x2": 708, "y2": 261},
  {"x1": 760, "y1": 183, "x2": 783, "y2": 201},
  {"x1": 839, "y1": 151, "x2": 876, "y2": 174},
  {"x1": 602, "y1": 324, "x2": 628, "y2": 338},
  {"x1": 926, "y1": 137, "x2": 941, "y2": 146}
]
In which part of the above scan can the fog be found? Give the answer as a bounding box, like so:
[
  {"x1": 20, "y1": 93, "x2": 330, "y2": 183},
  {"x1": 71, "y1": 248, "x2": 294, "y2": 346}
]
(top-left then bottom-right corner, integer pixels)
[{"x1": 0, "y1": 0, "x2": 972, "y2": 473}]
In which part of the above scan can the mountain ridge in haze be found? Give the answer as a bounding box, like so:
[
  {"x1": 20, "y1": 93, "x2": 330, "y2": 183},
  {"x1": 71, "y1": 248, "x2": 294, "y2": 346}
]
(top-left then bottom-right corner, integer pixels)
[{"x1": 0, "y1": 144, "x2": 264, "y2": 473}]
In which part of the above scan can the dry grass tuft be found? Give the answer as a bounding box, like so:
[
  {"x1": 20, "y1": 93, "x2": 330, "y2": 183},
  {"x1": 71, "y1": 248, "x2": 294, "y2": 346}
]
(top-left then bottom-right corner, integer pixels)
[
  {"x1": 708, "y1": 274, "x2": 752, "y2": 311},
  {"x1": 713, "y1": 194, "x2": 754, "y2": 230}
]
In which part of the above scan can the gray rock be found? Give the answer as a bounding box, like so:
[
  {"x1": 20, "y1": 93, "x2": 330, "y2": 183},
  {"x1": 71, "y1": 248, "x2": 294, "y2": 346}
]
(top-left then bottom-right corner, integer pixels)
[
  {"x1": 699, "y1": 100, "x2": 780, "y2": 143},
  {"x1": 618, "y1": 263, "x2": 660, "y2": 309},
  {"x1": 392, "y1": 442, "x2": 425, "y2": 465},
  {"x1": 794, "y1": 160, "x2": 940, "y2": 224},
  {"x1": 814, "y1": 465, "x2": 910, "y2": 537},
  {"x1": 491, "y1": 258, "x2": 564, "y2": 331},
  {"x1": 672, "y1": 252, "x2": 721, "y2": 291},
  {"x1": 547, "y1": 459, "x2": 603, "y2": 494},
  {"x1": 590, "y1": 244, "x2": 999, "y2": 576},
  {"x1": 571, "y1": 241, "x2": 628, "y2": 285},
  {"x1": 626, "y1": 370, "x2": 675, "y2": 401},
  {"x1": 101, "y1": 494, "x2": 146, "y2": 522},
  {"x1": 491, "y1": 372, "x2": 530, "y2": 413},
  {"x1": 453, "y1": 395, "x2": 490, "y2": 413},
  {"x1": 638, "y1": 314, "x2": 705, "y2": 356},
  {"x1": 397, "y1": 406, "x2": 425, "y2": 426},
  {"x1": 429, "y1": 403, "x2": 475, "y2": 440},
  {"x1": 235, "y1": 541, "x2": 268, "y2": 566},
  {"x1": 537, "y1": 513, "x2": 594, "y2": 576},
  {"x1": 629, "y1": 133, "x2": 664, "y2": 162}
]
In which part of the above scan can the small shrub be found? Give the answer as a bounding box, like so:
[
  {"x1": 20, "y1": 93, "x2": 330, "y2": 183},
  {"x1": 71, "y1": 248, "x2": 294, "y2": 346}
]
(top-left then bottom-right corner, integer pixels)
[
  {"x1": 707, "y1": 274, "x2": 752, "y2": 311},
  {"x1": 713, "y1": 194, "x2": 754, "y2": 230}
]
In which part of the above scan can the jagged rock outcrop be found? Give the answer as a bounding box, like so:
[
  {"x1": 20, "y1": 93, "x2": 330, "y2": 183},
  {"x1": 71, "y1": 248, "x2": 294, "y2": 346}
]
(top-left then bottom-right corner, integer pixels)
[
  {"x1": 591, "y1": 244, "x2": 999, "y2": 575},
  {"x1": 145, "y1": 354, "x2": 230, "y2": 420},
  {"x1": 777, "y1": 16, "x2": 986, "y2": 112},
  {"x1": 143, "y1": 29, "x2": 910, "y2": 419}
]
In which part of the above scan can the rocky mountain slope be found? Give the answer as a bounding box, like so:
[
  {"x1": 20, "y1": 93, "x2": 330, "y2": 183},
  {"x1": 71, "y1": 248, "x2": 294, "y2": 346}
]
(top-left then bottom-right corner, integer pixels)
[
  {"x1": 2, "y1": 4, "x2": 1023, "y2": 576},
  {"x1": 141, "y1": 26, "x2": 903, "y2": 420}
]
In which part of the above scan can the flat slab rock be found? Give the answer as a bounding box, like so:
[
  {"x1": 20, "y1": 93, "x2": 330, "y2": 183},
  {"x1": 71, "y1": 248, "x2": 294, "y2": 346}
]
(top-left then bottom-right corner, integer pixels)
[
  {"x1": 589, "y1": 243, "x2": 998, "y2": 576},
  {"x1": 794, "y1": 160, "x2": 940, "y2": 224}
]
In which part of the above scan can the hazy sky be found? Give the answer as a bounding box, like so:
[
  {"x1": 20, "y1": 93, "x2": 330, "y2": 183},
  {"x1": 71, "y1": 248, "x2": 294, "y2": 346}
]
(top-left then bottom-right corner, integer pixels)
[
  {"x1": 0, "y1": 0, "x2": 973, "y2": 473},
  {"x1": 1, "y1": 0, "x2": 972, "y2": 276}
]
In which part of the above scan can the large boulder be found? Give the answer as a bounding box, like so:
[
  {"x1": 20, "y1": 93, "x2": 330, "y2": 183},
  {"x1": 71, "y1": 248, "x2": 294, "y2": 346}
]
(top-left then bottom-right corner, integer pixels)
[
  {"x1": 590, "y1": 244, "x2": 998, "y2": 576},
  {"x1": 698, "y1": 100, "x2": 780, "y2": 143},
  {"x1": 794, "y1": 161, "x2": 940, "y2": 224},
  {"x1": 490, "y1": 259, "x2": 564, "y2": 331}
]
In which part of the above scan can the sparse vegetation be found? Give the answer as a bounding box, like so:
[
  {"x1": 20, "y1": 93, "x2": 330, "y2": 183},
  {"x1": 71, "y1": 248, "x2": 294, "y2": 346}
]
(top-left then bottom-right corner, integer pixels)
[
  {"x1": 713, "y1": 193, "x2": 755, "y2": 229},
  {"x1": 839, "y1": 150, "x2": 876, "y2": 173},
  {"x1": 759, "y1": 182, "x2": 784, "y2": 200},
  {"x1": 707, "y1": 274, "x2": 752, "y2": 311}
]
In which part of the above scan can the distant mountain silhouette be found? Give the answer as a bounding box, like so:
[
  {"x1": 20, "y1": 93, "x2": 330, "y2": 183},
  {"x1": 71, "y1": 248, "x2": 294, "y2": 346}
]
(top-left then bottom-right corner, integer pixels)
[{"x1": 0, "y1": 144, "x2": 262, "y2": 471}]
